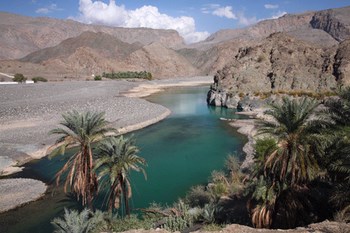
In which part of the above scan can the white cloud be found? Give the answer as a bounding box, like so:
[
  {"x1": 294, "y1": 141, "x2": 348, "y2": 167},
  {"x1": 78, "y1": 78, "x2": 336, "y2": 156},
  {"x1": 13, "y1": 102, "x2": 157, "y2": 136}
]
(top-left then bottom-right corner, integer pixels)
[
  {"x1": 202, "y1": 4, "x2": 257, "y2": 26},
  {"x1": 76, "y1": 0, "x2": 209, "y2": 44},
  {"x1": 36, "y1": 3, "x2": 61, "y2": 14},
  {"x1": 212, "y1": 6, "x2": 237, "y2": 19},
  {"x1": 264, "y1": 4, "x2": 279, "y2": 9},
  {"x1": 271, "y1": 10, "x2": 287, "y2": 19},
  {"x1": 36, "y1": 8, "x2": 50, "y2": 14}
]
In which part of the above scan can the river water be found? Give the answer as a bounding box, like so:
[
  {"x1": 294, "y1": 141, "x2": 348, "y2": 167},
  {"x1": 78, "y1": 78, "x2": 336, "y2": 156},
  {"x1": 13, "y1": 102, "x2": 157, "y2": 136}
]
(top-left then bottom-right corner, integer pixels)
[{"x1": 0, "y1": 86, "x2": 246, "y2": 233}]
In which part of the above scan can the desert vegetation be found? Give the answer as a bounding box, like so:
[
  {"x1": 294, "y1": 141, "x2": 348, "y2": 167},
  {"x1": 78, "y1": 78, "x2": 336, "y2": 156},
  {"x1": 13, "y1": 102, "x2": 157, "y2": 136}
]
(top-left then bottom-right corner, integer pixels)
[
  {"x1": 32, "y1": 76, "x2": 48, "y2": 83},
  {"x1": 102, "y1": 71, "x2": 153, "y2": 80},
  {"x1": 13, "y1": 73, "x2": 27, "y2": 83}
]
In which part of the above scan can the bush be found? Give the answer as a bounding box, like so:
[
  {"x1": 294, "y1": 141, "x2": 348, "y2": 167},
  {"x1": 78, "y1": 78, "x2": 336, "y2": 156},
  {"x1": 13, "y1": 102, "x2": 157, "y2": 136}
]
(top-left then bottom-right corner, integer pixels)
[
  {"x1": 111, "y1": 215, "x2": 153, "y2": 232},
  {"x1": 13, "y1": 73, "x2": 27, "y2": 83},
  {"x1": 51, "y1": 208, "x2": 106, "y2": 233},
  {"x1": 162, "y1": 200, "x2": 195, "y2": 232},
  {"x1": 94, "y1": 75, "x2": 102, "y2": 81},
  {"x1": 102, "y1": 71, "x2": 153, "y2": 80},
  {"x1": 186, "y1": 185, "x2": 212, "y2": 208},
  {"x1": 32, "y1": 76, "x2": 48, "y2": 83},
  {"x1": 254, "y1": 137, "x2": 277, "y2": 160}
]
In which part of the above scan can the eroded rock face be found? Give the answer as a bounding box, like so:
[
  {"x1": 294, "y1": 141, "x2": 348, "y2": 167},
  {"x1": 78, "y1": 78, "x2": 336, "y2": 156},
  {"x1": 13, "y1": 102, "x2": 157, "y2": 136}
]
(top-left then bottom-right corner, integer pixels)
[
  {"x1": 311, "y1": 8, "x2": 350, "y2": 41},
  {"x1": 207, "y1": 33, "x2": 350, "y2": 109},
  {"x1": 333, "y1": 40, "x2": 350, "y2": 86}
]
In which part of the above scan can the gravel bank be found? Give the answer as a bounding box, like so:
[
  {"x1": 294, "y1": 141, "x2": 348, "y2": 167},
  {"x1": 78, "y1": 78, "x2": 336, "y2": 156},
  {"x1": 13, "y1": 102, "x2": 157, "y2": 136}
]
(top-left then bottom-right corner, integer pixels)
[
  {"x1": 0, "y1": 178, "x2": 47, "y2": 213},
  {"x1": 0, "y1": 80, "x2": 168, "y2": 175}
]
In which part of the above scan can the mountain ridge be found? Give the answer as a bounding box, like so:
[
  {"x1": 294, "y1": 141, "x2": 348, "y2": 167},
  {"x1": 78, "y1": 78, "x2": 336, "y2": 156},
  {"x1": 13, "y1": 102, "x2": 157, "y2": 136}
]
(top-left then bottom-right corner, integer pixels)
[{"x1": 0, "y1": 6, "x2": 350, "y2": 80}]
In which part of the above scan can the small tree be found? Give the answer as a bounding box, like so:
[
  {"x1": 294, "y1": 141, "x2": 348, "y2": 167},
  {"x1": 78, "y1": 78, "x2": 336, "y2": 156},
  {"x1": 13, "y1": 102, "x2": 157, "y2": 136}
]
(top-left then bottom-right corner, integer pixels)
[
  {"x1": 32, "y1": 76, "x2": 48, "y2": 83},
  {"x1": 94, "y1": 75, "x2": 102, "y2": 81},
  {"x1": 13, "y1": 73, "x2": 27, "y2": 83}
]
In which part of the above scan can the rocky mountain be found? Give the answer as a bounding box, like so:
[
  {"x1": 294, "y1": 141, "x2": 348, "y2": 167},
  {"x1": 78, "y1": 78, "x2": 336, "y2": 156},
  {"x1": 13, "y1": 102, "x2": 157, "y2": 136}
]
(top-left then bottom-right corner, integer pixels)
[
  {"x1": 196, "y1": 6, "x2": 350, "y2": 48},
  {"x1": 121, "y1": 42, "x2": 199, "y2": 78},
  {"x1": 0, "y1": 31, "x2": 197, "y2": 79},
  {"x1": 0, "y1": 12, "x2": 184, "y2": 60},
  {"x1": 206, "y1": 6, "x2": 350, "y2": 108},
  {"x1": 311, "y1": 7, "x2": 350, "y2": 41},
  {"x1": 207, "y1": 33, "x2": 350, "y2": 108},
  {"x1": 0, "y1": 6, "x2": 350, "y2": 81}
]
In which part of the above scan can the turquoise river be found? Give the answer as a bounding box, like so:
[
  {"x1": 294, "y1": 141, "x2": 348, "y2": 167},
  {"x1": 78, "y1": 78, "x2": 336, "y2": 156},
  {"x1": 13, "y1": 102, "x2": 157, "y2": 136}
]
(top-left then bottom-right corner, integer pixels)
[{"x1": 0, "y1": 86, "x2": 246, "y2": 233}]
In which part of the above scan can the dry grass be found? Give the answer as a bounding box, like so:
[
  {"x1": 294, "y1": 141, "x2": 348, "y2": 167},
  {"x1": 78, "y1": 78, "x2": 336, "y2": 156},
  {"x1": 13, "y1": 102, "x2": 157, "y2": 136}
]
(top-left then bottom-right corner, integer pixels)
[{"x1": 252, "y1": 89, "x2": 336, "y2": 99}]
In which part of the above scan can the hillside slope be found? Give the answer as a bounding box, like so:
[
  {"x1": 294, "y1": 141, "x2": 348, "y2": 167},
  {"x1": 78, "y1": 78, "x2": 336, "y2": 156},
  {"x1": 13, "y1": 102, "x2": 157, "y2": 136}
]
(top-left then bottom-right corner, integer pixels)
[{"x1": 0, "y1": 12, "x2": 184, "y2": 60}]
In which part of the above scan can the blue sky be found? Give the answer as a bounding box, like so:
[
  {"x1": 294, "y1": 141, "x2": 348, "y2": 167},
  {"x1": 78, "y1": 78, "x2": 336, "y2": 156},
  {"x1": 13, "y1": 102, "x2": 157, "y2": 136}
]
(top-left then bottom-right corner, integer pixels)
[{"x1": 1, "y1": 0, "x2": 350, "y2": 43}]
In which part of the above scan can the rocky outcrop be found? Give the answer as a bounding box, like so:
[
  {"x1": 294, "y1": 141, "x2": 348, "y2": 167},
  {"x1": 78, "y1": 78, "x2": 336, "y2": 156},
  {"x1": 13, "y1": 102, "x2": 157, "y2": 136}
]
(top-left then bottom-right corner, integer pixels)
[
  {"x1": 207, "y1": 33, "x2": 348, "y2": 108},
  {"x1": 311, "y1": 7, "x2": 350, "y2": 41},
  {"x1": 333, "y1": 40, "x2": 350, "y2": 86}
]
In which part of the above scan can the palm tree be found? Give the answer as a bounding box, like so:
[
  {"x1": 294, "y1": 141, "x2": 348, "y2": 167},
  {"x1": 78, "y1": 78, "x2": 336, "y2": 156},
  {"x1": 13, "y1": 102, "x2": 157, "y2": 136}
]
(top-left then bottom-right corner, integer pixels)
[
  {"x1": 324, "y1": 87, "x2": 350, "y2": 179},
  {"x1": 324, "y1": 88, "x2": 350, "y2": 220},
  {"x1": 248, "y1": 97, "x2": 329, "y2": 228},
  {"x1": 49, "y1": 110, "x2": 115, "y2": 208},
  {"x1": 51, "y1": 208, "x2": 107, "y2": 233},
  {"x1": 94, "y1": 136, "x2": 146, "y2": 215},
  {"x1": 324, "y1": 87, "x2": 350, "y2": 126},
  {"x1": 257, "y1": 97, "x2": 325, "y2": 186}
]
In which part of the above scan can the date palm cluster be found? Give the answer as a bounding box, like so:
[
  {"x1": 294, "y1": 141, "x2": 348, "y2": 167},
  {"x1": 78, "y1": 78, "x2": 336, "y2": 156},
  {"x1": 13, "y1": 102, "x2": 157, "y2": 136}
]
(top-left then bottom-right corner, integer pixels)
[
  {"x1": 49, "y1": 110, "x2": 146, "y2": 215},
  {"x1": 246, "y1": 88, "x2": 350, "y2": 228}
]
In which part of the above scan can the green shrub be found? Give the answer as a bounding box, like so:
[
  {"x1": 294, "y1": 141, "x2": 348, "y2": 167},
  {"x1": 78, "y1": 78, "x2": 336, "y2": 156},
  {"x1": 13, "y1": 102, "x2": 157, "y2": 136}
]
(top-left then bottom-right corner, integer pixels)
[
  {"x1": 94, "y1": 75, "x2": 102, "y2": 81},
  {"x1": 13, "y1": 73, "x2": 27, "y2": 83},
  {"x1": 186, "y1": 185, "x2": 212, "y2": 208},
  {"x1": 51, "y1": 208, "x2": 106, "y2": 233},
  {"x1": 254, "y1": 137, "x2": 277, "y2": 160},
  {"x1": 102, "y1": 71, "x2": 153, "y2": 80},
  {"x1": 32, "y1": 76, "x2": 48, "y2": 83},
  {"x1": 162, "y1": 200, "x2": 195, "y2": 232},
  {"x1": 200, "y1": 203, "x2": 219, "y2": 224},
  {"x1": 111, "y1": 215, "x2": 153, "y2": 232}
]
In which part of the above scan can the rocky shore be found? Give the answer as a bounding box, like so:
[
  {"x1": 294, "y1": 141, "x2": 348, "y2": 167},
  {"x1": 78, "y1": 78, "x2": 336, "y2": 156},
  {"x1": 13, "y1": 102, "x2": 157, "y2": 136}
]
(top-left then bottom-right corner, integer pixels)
[
  {"x1": 221, "y1": 108, "x2": 267, "y2": 170},
  {"x1": 119, "y1": 220, "x2": 350, "y2": 233},
  {"x1": 0, "y1": 76, "x2": 212, "y2": 213}
]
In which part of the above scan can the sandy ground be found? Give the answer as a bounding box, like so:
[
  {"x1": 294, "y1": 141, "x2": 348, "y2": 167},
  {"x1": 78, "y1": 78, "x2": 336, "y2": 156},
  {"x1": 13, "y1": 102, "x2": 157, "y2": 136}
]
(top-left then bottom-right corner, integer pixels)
[{"x1": 0, "y1": 76, "x2": 212, "y2": 213}]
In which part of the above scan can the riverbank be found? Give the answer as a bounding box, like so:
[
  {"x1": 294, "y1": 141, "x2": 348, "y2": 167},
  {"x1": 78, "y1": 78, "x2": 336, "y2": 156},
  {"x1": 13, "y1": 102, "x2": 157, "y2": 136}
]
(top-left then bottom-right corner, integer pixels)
[
  {"x1": 123, "y1": 76, "x2": 213, "y2": 98},
  {"x1": 224, "y1": 108, "x2": 267, "y2": 169},
  {"x1": 0, "y1": 179, "x2": 47, "y2": 213},
  {"x1": 0, "y1": 76, "x2": 212, "y2": 213}
]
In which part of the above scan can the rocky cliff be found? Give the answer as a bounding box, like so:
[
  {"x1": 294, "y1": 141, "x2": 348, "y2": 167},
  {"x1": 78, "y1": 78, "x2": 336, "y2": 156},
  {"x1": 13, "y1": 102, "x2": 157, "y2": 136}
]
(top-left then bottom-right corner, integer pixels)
[
  {"x1": 207, "y1": 6, "x2": 350, "y2": 109},
  {"x1": 311, "y1": 7, "x2": 350, "y2": 41},
  {"x1": 207, "y1": 34, "x2": 350, "y2": 108}
]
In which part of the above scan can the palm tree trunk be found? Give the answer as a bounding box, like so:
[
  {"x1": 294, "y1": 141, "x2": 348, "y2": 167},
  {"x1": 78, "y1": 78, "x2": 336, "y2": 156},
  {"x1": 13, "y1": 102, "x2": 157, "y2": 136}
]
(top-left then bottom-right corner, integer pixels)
[{"x1": 122, "y1": 181, "x2": 130, "y2": 216}]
